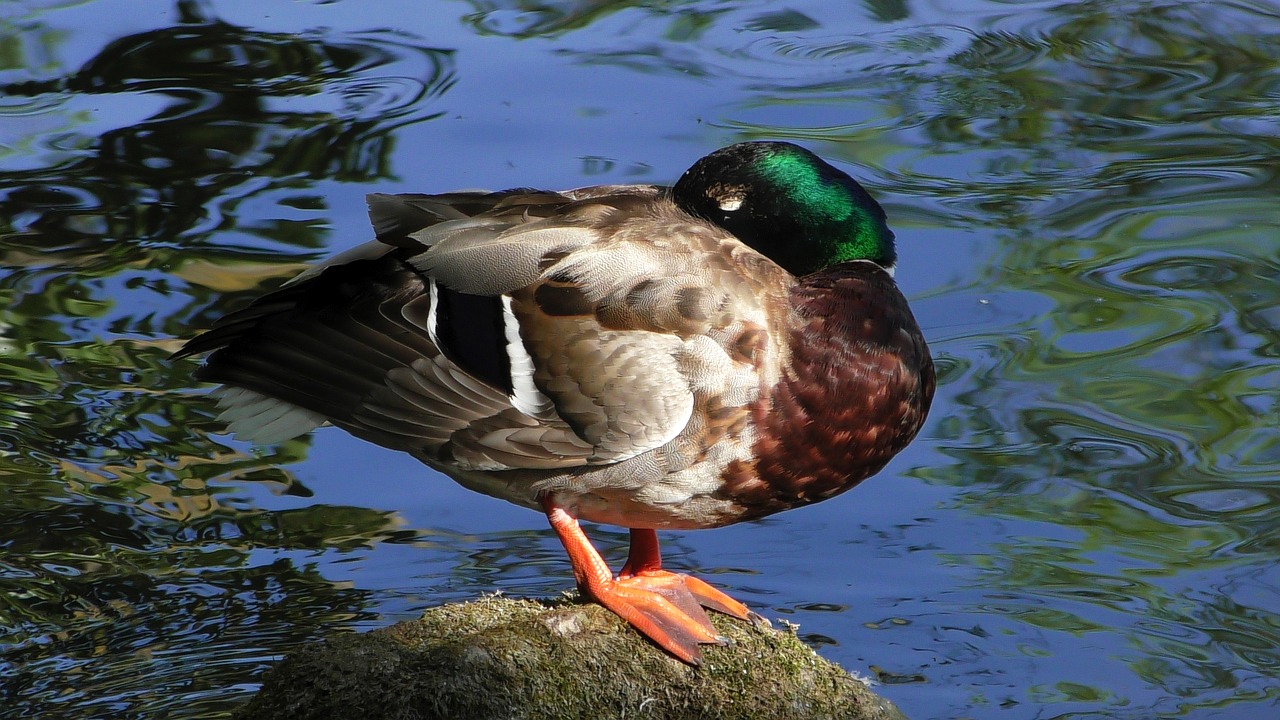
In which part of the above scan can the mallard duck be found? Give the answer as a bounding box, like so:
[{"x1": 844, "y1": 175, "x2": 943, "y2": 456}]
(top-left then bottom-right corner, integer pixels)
[{"x1": 175, "y1": 141, "x2": 934, "y2": 665}]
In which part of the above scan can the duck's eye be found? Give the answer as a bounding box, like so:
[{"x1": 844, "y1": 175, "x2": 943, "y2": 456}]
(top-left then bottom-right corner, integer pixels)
[{"x1": 717, "y1": 195, "x2": 745, "y2": 212}]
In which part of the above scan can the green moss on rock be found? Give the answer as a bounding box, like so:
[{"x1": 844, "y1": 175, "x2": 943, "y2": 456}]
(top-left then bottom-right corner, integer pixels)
[{"x1": 233, "y1": 595, "x2": 907, "y2": 720}]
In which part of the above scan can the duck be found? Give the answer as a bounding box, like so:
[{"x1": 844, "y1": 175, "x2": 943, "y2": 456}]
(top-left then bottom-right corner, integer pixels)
[{"x1": 174, "y1": 141, "x2": 935, "y2": 665}]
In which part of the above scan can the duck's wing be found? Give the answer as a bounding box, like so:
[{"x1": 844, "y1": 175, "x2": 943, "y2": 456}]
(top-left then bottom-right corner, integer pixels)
[{"x1": 176, "y1": 188, "x2": 788, "y2": 473}]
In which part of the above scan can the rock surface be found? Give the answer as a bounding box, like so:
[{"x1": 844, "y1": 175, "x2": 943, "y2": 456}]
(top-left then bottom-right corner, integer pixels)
[{"x1": 233, "y1": 595, "x2": 907, "y2": 720}]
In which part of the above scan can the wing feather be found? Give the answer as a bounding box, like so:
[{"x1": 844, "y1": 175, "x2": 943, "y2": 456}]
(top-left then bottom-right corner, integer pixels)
[{"x1": 179, "y1": 188, "x2": 791, "y2": 477}]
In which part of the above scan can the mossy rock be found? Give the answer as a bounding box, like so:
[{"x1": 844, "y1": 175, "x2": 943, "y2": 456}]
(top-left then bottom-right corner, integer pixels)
[{"x1": 233, "y1": 595, "x2": 907, "y2": 720}]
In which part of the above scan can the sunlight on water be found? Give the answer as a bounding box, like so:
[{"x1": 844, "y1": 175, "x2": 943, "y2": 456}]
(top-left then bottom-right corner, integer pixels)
[{"x1": 1, "y1": 1, "x2": 1278, "y2": 718}]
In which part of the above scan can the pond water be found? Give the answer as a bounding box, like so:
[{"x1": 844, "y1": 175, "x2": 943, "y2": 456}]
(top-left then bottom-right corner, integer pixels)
[{"x1": 2, "y1": 0, "x2": 1278, "y2": 718}]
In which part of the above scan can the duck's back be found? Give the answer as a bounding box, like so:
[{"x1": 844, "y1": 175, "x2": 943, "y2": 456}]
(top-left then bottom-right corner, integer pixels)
[{"x1": 177, "y1": 187, "x2": 802, "y2": 527}]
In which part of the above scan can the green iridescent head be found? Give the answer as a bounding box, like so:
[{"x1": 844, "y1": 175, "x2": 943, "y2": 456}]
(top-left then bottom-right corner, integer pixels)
[{"x1": 673, "y1": 141, "x2": 896, "y2": 277}]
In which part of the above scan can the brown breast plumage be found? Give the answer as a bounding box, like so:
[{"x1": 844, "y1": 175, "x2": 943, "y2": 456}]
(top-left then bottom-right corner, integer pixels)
[{"x1": 717, "y1": 261, "x2": 935, "y2": 520}]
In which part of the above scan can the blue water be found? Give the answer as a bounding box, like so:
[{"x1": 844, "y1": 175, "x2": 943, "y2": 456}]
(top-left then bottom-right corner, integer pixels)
[{"x1": 2, "y1": 1, "x2": 1278, "y2": 718}]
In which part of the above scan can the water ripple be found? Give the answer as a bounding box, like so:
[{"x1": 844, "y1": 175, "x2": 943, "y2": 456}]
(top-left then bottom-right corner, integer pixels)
[{"x1": 2, "y1": 2, "x2": 1279, "y2": 719}]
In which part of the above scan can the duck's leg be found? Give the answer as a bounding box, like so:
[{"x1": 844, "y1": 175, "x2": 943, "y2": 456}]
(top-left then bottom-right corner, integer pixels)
[
  {"x1": 542, "y1": 498, "x2": 724, "y2": 665},
  {"x1": 619, "y1": 529, "x2": 755, "y2": 621}
]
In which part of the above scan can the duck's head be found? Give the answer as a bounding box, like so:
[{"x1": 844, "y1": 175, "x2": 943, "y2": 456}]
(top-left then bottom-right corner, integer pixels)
[{"x1": 673, "y1": 141, "x2": 896, "y2": 277}]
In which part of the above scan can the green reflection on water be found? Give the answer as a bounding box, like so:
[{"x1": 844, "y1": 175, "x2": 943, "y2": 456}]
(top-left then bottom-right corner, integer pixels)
[
  {"x1": 711, "y1": 0, "x2": 1280, "y2": 715},
  {"x1": 1, "y1": 0, "x2": 1278, "y2": 719},
  {"x1": 0, "y1": 4, "x2": 460, "y2": 717}
]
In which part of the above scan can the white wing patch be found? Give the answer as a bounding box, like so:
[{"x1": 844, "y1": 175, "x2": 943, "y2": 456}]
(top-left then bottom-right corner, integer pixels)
[
  {"x1": 424, "y1": 278, "x2": 441, "y2": 347},
  {"x1": 501, "y1": 294, "x2": 556, "y2": 420}
]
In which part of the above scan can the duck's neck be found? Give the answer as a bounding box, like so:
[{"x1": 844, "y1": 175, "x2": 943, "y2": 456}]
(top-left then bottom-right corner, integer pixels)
[{"x1": 723, "y1": 261, "x2": 934, "y2": 518}]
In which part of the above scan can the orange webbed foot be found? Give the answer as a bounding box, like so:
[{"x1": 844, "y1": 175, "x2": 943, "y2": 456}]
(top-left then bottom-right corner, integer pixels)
[
  {"x1": 543, "y1": 501, "x2": 760, "y2": 665},
  {"x1": 623, "y1": 568, "x2": 768, "y2": 627},
  {"x1": 588, "y1": 573, "x2": 726, "y2": 664},
  {"x1": 620, "y1": 528, "x2": 765, "y2": 624}
]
